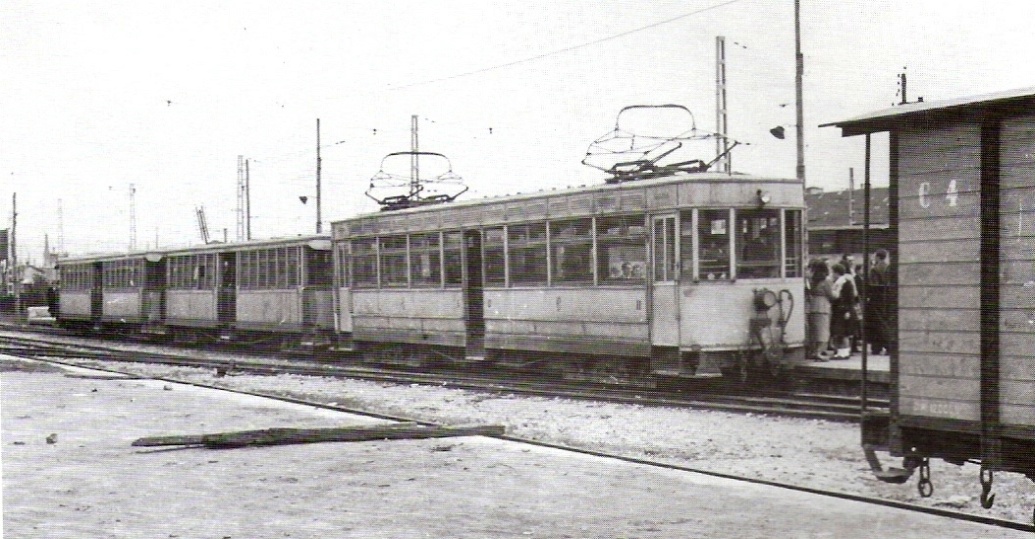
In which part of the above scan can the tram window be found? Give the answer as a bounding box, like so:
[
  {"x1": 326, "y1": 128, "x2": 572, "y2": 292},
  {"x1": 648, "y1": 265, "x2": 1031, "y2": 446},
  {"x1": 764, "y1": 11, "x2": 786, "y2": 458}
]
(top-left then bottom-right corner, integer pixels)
[
  {"x1": 698, "y1": 210, "x2": 731, "y2": 280},
  {"x1": 286, "y1": 248, "x2": 300, "y2": 287},
  {"x1": 443, "y1": 231, "x2": 463, "y2": 287},
  {"x1": 736, "y1": 209, "x2": 780, "y2": 279},
  {"x1": 335, "y1": 242, "x2": 350, "y2": 288},
  {"x1": 652, "y1": 216, "x2": 676, "y2": 282},
  {"x1": 509, "y1": 223, "x2": 547, "y2": 286},
  {"x1": 306, "y1": 249, "x2": 332, "y2": 286},
  {"x1": 252, "y1": 249, "x2": 264, "y2": 287},
  {"x1": 784, "y1": 210, "x2": 803, "y2": 278},
  {"x1": 410, "y1": 232, "x2": 442, "y2": 287},
  {"x1": 483, "y1": 227, "x2": 506, "y2": 286},
  {"x1": 550, "y1": 218, "x2": 593, "y2": 284},
  {"x1": 380, "y1": 235, "x2": 408, "y2": 287},
  {"x1": 597, "y1": 215, "x2": 647, "y2": 284},
  {"x1": 352, "y1": 238, "x2": 378, "y2": 288},
  {"x1": 238, "y1": 252, "x2": 251, "y2": 289}
]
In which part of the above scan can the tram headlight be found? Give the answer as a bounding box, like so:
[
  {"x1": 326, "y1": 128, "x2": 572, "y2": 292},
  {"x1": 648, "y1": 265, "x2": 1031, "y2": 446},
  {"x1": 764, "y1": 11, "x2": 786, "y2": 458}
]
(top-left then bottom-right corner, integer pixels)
[{"x1": 756, "y1": 189, "x2": 771, "y2": 207}]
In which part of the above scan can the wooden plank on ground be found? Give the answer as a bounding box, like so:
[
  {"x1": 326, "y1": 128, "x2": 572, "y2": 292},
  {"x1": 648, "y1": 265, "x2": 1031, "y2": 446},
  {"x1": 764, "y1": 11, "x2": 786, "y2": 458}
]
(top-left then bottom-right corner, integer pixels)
[{"x1": 131, "y1": 423, "x2": 505, "y2": 448}]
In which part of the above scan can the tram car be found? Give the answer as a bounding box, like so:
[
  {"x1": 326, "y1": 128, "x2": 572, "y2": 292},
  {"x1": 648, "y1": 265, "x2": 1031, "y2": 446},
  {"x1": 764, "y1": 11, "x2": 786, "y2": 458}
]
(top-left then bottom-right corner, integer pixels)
[
  {"x1": 825, "y1": 86, "x2": 1035, "y2": 516},
  {"x1": 56, "y1": 251, "x2": 164, "y2": 334},
  {"x1": 161, "y1": 235, "x2": 334, "y2": 346},
  {"x1": 331, "y1": 171, "x2": 808, "y2": 384},
  {"x1": 56, "y1": 235, "x2": 335, "y2": 348}
]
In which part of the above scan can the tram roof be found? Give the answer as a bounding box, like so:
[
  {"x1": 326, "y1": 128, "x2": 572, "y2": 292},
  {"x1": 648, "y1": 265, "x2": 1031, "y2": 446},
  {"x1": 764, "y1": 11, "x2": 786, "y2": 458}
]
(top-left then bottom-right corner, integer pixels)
[
  {"x1": 57, "y1": 234, "x2": 331, "y2": 265},
  {"x1": 338, "y1": 171, "x2": 800, "y2": 223},
  {"x1": 821, "y1": 86, "x2": 1035, "y2": 137}
]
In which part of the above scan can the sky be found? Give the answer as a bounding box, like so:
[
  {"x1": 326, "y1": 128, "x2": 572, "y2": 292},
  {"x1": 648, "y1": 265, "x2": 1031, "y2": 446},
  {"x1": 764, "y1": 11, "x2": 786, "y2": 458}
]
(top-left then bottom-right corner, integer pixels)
[{"x1": 4, "y1": 0, "x2": 1035, "y2": 263}]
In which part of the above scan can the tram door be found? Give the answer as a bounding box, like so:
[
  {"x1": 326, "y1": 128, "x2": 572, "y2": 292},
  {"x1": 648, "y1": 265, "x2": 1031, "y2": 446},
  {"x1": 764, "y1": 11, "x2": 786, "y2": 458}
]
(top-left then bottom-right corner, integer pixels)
[
  {"x1": 650, "y1": 214, "x2": 680, "y2": 347},
  {"x1": 463, "y1": 229, "x2": 485, "y2": 359},
  {"x1": 217, "y1": 253, "x2": 237, "y2": 325}
]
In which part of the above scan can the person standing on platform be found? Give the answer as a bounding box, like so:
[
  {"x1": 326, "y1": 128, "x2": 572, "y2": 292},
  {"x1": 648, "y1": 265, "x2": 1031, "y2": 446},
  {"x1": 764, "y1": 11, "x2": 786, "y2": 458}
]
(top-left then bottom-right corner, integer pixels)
[
  {"x1": 830, "y1": 262, "x2": 858, "y2": 359},
  {"x1": 867, "y1": 249, "x2": 893, "y2": 355},
  {"x1": 806, "y1": 259, "x2": 836, "y2": 361}
]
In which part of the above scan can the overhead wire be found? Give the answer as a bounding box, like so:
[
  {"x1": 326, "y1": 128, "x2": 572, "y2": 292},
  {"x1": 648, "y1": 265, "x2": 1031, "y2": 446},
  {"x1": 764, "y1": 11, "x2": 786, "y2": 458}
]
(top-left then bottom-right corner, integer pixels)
[{"x1": 388, "y1": 0, "x2": 749, "y2": 91}]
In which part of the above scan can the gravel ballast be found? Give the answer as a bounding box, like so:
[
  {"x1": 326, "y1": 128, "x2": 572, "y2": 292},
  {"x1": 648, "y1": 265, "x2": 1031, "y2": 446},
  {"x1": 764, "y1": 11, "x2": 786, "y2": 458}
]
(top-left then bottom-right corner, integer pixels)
[{"x1": 52, "y1": 357, "x2": 1035, "y2": 525}]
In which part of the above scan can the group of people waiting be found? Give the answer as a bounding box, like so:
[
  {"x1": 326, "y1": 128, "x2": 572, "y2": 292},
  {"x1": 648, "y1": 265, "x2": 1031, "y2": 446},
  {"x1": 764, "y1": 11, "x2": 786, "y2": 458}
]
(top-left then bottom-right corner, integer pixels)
[{"x1": 805, "y1": 248, "x2": 894, "y2": 361}]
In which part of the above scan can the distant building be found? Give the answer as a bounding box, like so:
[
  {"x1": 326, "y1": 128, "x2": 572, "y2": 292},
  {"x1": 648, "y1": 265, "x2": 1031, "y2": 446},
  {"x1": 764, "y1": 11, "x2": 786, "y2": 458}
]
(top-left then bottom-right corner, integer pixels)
[{"x1": 805, "y1": 186, "x2": 893, "y2": 261}]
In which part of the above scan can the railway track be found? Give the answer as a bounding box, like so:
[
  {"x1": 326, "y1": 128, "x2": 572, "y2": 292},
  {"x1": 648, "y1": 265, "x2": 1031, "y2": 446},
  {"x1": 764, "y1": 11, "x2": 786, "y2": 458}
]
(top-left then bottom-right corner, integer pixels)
[
  {"x1": 0, "y1": 331, "x2": 882, "y2": 422},
  {"x1": 3, "y1": 342, "x2": 1031, "y2": 534}
]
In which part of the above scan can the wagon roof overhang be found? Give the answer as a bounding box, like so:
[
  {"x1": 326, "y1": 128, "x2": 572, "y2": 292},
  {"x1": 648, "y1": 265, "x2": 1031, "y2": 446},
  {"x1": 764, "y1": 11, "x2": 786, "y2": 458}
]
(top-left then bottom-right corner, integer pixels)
[{"x1": 820, "y1": 86, "x2": 1035, "y2": 137}]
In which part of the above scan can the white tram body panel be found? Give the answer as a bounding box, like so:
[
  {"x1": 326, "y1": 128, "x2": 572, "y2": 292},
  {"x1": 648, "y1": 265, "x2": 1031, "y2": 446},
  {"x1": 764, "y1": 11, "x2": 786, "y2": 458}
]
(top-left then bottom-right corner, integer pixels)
[
  {"x1": 58, "y1": 290, "x2": 91, "y2": 320},
  {"x1": 235, "y1": 289, "x2": 304, "y2": 332},
  {"x1": 484, "y1": 286, "x2": 648, "y2": 357},
  {"x1": 101, "y1": 290, "x2": 145, "y2": 323},
  {"x1": 165, "y1": 289, "x2": 218, "y2": 327},
  {"x1": 351, "y1": 288, "x2": 465, "y2": 347}
]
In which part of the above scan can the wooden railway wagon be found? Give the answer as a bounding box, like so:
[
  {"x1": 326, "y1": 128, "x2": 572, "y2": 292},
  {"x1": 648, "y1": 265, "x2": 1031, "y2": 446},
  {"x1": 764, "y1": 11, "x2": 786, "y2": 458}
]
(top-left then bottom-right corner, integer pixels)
[
  {"x1": 56, "y1": 252, "x2": 164, "y2": 333},
  {"x1": 825, "y1": 87, "x2": 1035, "y2": 511},
  {"x1": 331, "y1": 172, "x2": 807, "y2": 383},
  {"x1": 161, "y1": 235, "x2": 335, "y2": 346}
]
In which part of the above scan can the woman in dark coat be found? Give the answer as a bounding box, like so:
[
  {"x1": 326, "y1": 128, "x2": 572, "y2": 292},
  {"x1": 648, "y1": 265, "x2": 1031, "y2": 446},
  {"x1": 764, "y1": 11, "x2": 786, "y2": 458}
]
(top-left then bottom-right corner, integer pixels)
[{"x1": 830, "y1": 263, "x2": 858, "y2": 359}]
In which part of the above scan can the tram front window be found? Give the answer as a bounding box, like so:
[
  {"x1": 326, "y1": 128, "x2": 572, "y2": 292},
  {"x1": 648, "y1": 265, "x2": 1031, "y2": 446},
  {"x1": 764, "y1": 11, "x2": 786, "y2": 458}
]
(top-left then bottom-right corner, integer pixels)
[
  {"x1": 736, "y1": 209, "x2": 780, "y2": 278},
  {"x1": 697, "y1": 210, "x2": 730, "y2": 280}
]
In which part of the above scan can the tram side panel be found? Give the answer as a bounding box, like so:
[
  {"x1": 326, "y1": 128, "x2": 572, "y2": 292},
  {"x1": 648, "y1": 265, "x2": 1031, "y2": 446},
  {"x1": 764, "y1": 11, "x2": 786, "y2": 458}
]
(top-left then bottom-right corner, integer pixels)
[
  {"x1": 352, "y1": 288, "x2": 466, "y2": 348},
  {"x1": 999, "y1": 112, "x2": 1035, "y2": 431},
  {"x1": 166, "y1": 289, "x2": 218, "y2": 327},
  {"x1": 235, "y1": 289, "x2": 302, "y2": 332},
  {"x1": 59, "y1": 290, "x2": 92, "y2": 321},
  {"x1": 484, "y1": 286, "x2": 649, "y2": 357}
]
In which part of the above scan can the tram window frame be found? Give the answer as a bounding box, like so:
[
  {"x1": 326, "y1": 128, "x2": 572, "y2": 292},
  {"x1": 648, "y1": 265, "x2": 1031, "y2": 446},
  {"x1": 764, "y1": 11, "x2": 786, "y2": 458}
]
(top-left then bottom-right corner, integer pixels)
[
  {"x1": 335, "y1": 242, "x2": 350, "y2": 288},
  {"x1": 735, "y1": 208, "x2": 781, "y2": 279},
  {"x1": 483, "y1": 226, "x2": 506, "y2": 286},
  {"x1": 697, "y1": 209, "x2": 731, "y2": 281},
  {"x1": 255, "y1": 249, "x2": 267, "y2": 288},
  {"x1": 351, "y1": 238, "x2": 379, "y2": 288},
  {"x1": 597, "y1": 215, "x2": 647, "y2": 285},
  {"x1": 508, "y1": 222, "x2": 548, "y2": 286},
  {"x1": 286, "y1": 247, "x2": 300, "y2": 287},
  {"x1": 652, "y1": 216, "x2": 677, "y2": 282},
  {"x1": 239, "y1": 252, "x2": 251, "y2": 289},
  {"x1": 784, "y1": 209, "x2": 803, "y2": 278},
  {"x1": 409, "y1": 232, "x2": 442, "y2": 287},
  {"x1": 550, "y1": 218, "x2": 594, "y2": 285},
  {"x1": 443, "y1": 231, "x2": 463, "y2": 288},
  {"x1": 380, "y1": 235, "x2": 409, "y2": 287}
]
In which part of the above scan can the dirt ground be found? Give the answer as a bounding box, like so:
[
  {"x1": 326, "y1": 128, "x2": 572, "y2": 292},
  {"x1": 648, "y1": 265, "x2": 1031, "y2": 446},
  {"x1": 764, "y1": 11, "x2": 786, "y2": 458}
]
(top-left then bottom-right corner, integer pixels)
[{"x1": 3, "y1": 357, "x2": 1031, "y2": 538}]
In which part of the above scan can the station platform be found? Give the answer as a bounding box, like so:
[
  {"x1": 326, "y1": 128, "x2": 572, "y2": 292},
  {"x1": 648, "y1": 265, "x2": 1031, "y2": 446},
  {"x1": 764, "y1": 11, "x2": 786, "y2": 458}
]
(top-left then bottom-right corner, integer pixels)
[
  {"x1": 795, "y1": 351, "x2": 891, "y2": 385},
  {"x1": 3, "y1": 354, "x2": 1021, "y2": 538}
]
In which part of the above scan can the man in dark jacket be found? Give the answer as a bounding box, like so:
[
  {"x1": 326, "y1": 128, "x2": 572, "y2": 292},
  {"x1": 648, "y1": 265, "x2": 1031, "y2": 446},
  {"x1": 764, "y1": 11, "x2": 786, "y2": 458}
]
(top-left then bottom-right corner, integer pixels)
[{"x1": 867, "y1": 249, "x2": 894, "y2": 355}]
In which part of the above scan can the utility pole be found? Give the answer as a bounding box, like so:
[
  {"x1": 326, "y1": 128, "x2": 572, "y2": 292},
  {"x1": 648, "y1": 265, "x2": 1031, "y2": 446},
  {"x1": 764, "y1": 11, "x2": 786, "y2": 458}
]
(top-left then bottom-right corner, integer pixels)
[
  {"x1": 849, "y1": 167, "x2": 855, "y2": 226},
  {"x1": 316, "y1": 118, "x2": 322, "y2": 234},
  {"x1": 411, "y1": 115, "x2": 419, "y2": 196},
  {"x1": 12, "y1": 192, "x2": 18, "y2": 316},
  {"x1": 794, "y1": 0, "x2": 805, "y2": 184},
  {"x1": 246, "y1": 159, "x2": 251, "y2": 240},
  {"x1": 129, "y1": 183, "x2": 137, "y2": 251},
  {"x1": 58, "y1": 198, "x2": 64, "y2": 254},
  {"x1": 715, "y1": 36, "x2": 730, "y2": 173},
  {"x1": 236, "y1": 155, "x2": 246, "y2": 241}
]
